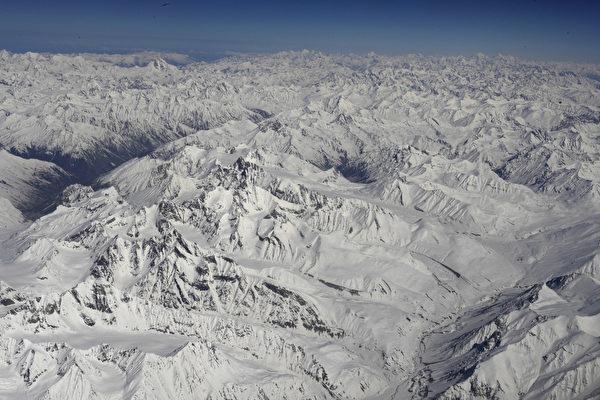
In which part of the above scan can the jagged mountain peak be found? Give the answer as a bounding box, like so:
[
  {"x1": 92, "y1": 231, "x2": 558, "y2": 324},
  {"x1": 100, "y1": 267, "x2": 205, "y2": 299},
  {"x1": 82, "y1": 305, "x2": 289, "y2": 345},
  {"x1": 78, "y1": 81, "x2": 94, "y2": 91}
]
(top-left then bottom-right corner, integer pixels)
[{"x1": 0, "y1": 51, "x2": 599, "y2": 399}]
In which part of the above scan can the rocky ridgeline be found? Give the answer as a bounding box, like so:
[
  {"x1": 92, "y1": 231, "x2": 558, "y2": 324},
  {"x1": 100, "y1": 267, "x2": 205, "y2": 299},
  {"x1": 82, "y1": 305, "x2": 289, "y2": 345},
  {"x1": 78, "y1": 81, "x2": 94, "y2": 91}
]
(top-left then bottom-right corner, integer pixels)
[{"x1": 0, "y1": 51, "x2": 599, "y2": 399}]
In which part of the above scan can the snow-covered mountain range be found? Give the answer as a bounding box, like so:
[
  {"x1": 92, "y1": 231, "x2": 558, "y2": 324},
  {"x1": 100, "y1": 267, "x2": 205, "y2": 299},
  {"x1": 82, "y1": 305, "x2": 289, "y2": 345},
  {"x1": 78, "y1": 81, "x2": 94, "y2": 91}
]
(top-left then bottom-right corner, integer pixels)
[{"x1": 0, "y1": 50, "x2": 599, "y2": 399}]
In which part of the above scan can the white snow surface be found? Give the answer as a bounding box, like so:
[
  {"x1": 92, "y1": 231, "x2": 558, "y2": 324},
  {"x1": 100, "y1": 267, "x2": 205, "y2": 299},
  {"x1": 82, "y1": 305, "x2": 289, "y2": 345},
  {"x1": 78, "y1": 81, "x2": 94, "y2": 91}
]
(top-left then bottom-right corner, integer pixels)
[
  {"x1": 0, "y1": 150, "x2": 72, "y2": 217},
  {"x1": 0, "y1": 50, "x2": 599, "y2": 399}
]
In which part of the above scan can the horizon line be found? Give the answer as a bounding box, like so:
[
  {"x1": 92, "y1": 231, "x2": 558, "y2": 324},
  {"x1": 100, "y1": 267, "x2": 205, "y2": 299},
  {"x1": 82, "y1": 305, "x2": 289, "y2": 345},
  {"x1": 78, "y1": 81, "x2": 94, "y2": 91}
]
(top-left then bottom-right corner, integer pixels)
[{"x1": 2, "y1": 48, "x2": 600, "y2": 67}]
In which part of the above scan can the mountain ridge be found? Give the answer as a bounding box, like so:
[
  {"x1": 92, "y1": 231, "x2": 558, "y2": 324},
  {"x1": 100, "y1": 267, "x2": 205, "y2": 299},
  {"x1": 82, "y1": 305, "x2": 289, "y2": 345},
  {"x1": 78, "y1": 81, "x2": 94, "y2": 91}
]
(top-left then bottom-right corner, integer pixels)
[{"x1": 0, "y1": 50, "x2": 599, "y2": 399}]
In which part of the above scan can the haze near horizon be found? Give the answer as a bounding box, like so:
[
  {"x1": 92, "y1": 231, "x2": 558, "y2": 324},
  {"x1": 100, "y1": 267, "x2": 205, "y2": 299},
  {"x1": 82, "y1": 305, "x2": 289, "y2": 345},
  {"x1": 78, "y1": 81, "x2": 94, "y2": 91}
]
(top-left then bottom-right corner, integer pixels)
[{"x1": 0, "y1": 0, "x2": 599, "y2": 62}]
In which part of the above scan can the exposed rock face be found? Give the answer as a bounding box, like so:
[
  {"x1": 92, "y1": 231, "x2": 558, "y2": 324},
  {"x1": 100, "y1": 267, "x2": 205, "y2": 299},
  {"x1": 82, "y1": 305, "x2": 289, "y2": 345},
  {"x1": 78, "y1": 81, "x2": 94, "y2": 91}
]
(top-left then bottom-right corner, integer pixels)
[{"x1": 0, "y1": 50, "x2": 599, "y2": 399}]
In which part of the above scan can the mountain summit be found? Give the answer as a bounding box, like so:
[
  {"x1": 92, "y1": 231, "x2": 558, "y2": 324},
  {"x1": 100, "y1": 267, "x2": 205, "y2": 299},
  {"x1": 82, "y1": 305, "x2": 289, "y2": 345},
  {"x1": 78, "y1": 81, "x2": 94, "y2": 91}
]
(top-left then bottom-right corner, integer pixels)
[{"x1": 0, "y1": 51, "x2": 599, "y2": 399}]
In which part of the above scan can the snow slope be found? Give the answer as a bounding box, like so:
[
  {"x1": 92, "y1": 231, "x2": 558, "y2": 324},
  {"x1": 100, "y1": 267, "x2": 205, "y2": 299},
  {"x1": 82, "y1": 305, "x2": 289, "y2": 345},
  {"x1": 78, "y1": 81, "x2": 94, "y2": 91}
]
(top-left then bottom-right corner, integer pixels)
[
  {"x1": 0, "y1": 50, "x2": 599, "y2": 399},
  {"x1": 0, "y1": 150, "x2": 72, "y2": 218}
]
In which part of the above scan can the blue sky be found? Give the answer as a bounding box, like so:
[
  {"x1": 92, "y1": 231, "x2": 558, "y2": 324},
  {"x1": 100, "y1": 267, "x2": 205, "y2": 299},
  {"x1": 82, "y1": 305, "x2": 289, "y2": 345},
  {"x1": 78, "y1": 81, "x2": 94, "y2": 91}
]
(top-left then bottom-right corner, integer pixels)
[{"x1": 0, "y1": 0, "x2": 599, "y2": 62}]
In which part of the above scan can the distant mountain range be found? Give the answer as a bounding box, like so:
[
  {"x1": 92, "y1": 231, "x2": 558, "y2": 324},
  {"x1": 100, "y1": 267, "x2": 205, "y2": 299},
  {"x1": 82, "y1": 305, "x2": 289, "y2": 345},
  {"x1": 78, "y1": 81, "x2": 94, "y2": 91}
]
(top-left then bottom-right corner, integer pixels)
[{"x1": 0, "y1": 50, "x2": 599, "y2": 399}]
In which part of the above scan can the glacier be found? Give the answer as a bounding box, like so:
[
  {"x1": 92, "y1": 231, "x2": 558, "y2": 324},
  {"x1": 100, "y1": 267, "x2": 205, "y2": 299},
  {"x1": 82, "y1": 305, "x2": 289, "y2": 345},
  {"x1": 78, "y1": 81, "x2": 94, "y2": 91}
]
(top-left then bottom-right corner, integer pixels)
[{"x1": 0, "y1": 50, "x2": 599, "y2": 399}]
